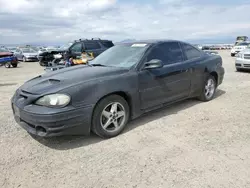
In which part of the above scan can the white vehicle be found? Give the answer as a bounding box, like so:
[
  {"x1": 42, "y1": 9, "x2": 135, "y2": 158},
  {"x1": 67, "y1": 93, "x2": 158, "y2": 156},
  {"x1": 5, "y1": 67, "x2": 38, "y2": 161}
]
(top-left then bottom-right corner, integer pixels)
[
  {"x1": 235, "y1": 44, "x2": 250, "y2": 71},
  {"x1": 231, "y1": 42, "x2": 250, "y2": 57}
]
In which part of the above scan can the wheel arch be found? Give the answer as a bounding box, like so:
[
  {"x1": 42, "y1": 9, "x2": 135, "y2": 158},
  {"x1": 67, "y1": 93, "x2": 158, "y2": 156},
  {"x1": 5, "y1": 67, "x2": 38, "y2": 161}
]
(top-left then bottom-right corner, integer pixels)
[
  {"x1": 204, "y1": 67, "x2": 218, "y2": 85},
  {"x1": 92, "y1": 91, "x2": 133, "y2": 120},
  {"x1": 209, "y1": 71, "x2": 218, "y2": 85}
]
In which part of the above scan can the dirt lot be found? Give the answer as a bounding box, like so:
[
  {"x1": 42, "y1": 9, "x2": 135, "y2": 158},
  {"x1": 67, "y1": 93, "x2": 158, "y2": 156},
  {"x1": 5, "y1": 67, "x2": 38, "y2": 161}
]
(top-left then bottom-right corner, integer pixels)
[{"x1": 1, "y1": 50, "x2": 250, "y2": 188}]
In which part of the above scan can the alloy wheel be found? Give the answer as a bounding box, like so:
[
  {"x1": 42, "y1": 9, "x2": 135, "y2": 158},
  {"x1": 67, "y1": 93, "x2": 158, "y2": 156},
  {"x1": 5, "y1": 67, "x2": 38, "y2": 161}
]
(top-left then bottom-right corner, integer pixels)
[
  {"x1": 205, "y1": 78, "x2": 215, "y2": 99},
  {"x1": 100, "y1": 102, "x2": 126, "y2": 133}
]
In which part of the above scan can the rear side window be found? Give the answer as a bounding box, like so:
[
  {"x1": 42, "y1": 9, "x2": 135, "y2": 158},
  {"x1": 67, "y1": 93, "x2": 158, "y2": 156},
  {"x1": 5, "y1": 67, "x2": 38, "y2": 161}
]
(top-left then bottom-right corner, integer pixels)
[
  {"x1": 182, "y1": 43, "x2": 202, "y2": 60},
  {"x1": 146, "y1": 42, "x2": 184, "y2": 65},
  {"x1": 101, "y1": 41, "x2": 114, "y2": 48},
  {"x1": 84, "y1": 42, "x2": 101, "y2": 50}
]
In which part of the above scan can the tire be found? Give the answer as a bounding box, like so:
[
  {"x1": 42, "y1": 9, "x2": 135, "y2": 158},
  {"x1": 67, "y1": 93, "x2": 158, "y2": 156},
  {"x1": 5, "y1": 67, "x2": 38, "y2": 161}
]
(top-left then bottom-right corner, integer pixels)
[
  {"x1": 39, "y1": 61, "x2": 45, "y2": 66},
  {"x1": 91, "y1": 95, "x2": 130, "y2": 138},
  {"x1": 11, "y1": 63, "x2": 17, "y2": 68},
  {"x1": 231, "y1": 53, "x2": 235, "y2": 57},
  {"x1": 236, "y1": 68, "x2": 241, "y2": 72},
  {"x1": 198, "y1": 75, "x2": 217, "y2": 102},
  {"x1": 4, "y1": 62, "x2": 11, "y2": 68},
  {"x1": 23, "y1": 56, "x2": 26, "y2": 62}
]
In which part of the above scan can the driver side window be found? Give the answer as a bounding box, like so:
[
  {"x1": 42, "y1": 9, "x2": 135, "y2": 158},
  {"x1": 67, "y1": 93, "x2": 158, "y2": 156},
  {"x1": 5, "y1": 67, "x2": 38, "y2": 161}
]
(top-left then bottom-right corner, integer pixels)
[
  {"x1": 70, "y1": 43, "x2": 82, "y2": 53},
  {"x1": 145, "y1": 42, "x2": 184, "y2": 66}
]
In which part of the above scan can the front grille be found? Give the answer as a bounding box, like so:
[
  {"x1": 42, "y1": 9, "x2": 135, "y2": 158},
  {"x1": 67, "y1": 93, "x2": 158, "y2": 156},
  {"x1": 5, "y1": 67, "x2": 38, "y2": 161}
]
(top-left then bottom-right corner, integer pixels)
[
  {"x1": 243, "y1": 64, "x2": 250, "y2": 68},
  {"x1": 244, "y1": 54, "x2": 250, "y2": 59}
]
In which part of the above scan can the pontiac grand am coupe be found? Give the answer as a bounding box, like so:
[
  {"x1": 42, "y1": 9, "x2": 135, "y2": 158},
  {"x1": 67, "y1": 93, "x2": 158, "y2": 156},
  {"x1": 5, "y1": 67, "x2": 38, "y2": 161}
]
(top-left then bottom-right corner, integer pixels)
[{"x1": 11, "y1": 40, "x2": 225, "y2": 139}]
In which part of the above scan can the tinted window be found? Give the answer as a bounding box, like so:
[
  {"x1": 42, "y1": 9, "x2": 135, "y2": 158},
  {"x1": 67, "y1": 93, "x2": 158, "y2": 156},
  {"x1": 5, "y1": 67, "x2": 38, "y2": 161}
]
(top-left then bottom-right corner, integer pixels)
[
  {"x1": 84, "y1": 42, "x2": 101, "y2": 50},
  {"x1": 70, "y1": 43, "x2": 82, "y2": 53},
  {"x1": 101, "y1": 41, "x2": 114, "y2": 48},
  {"x1": 182, "y1": 43, "x2": 202, "y2": 60},
  {"x1": 146, "y1": 42, "x2": 184, "y2": 65}
]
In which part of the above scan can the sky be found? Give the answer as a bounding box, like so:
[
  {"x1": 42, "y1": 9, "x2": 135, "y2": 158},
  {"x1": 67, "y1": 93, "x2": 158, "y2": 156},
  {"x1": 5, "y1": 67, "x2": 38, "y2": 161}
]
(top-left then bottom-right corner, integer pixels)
[{"x1": 0, "y1": 0, "x2": 250, "y2": 45}]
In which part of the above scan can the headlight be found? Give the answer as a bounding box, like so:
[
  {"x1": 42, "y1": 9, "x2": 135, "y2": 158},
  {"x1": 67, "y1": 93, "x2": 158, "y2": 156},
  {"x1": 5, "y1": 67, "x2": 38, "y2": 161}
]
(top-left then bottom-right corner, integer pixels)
[{"x1": 35, "y1": 94, "x2": 70, "y2": 107}]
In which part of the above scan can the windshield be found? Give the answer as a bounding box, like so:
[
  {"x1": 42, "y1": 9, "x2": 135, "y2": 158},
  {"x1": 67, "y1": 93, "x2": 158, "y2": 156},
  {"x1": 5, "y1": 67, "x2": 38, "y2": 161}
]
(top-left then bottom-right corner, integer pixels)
[
  {"x1": 236, "y1": 36, "x2": 247, "y2": 41},
  {"x1": 22, "y1": 48, "x2": 36, "y2": 53},
  {"x1": 89, "y1": 44, "x2": 149, "y2": 68},
  {"x1": 59, "y1": 43, "x2": 73, "y2": 50}
]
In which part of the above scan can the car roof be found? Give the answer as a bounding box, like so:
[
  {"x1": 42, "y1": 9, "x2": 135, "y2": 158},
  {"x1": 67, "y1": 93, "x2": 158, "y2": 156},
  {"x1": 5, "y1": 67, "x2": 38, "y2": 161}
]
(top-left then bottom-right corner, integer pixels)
[
  {"x1": 118, "y1": 39, "x2": 183, "y2": 46},
  {"x1": 75, "y1": 38, "x2": 113, "y2": 43}
]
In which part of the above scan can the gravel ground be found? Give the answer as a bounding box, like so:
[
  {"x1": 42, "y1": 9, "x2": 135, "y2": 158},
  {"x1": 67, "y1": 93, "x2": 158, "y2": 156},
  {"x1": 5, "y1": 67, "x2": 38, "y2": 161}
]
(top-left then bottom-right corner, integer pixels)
[{"x1": 1, "y1": 50, "x2": 250, "y2": 188}]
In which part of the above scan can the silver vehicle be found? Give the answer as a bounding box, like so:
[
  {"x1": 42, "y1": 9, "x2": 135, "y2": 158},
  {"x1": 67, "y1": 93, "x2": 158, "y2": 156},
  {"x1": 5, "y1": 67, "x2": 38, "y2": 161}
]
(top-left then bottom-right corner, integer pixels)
[
  {"x1": 231, "y1": 42, "x2": 250, "y2": 56},
  {"x1": 235, "y1": 44, "x2": 250, "y2": 71},
  {"x1": 15, "y1": 48, "x2": 38, "y2": 62}
]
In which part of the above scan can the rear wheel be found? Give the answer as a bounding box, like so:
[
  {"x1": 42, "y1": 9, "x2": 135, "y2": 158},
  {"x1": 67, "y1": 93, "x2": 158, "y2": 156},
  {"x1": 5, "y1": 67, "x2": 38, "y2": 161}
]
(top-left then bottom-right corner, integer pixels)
[
  {"x1": 4, "y1": 62, "x2": 11, "y2": 68},
  {"x1": 91, "y1": 95, "x2": 130, "y2": 138},
  {"x1": 198, "y1": 75, "x2": 217, "y2": 102}
]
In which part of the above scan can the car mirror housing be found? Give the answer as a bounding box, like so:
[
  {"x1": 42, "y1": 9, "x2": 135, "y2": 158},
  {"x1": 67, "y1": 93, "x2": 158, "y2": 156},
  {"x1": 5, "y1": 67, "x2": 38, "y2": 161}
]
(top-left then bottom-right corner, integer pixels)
[{"x1": 143, "y1": 59, "x2": 163, "y2": 70}]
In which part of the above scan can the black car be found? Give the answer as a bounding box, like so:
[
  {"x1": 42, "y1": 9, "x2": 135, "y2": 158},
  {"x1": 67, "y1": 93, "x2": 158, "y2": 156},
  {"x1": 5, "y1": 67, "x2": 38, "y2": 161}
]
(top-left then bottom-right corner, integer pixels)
[
  {"x1": 38, "y1": 38, "x2": 114, "y2": 66},
  {"x1": 11, "y1": 40, "x2": 225, "y2": 138}
]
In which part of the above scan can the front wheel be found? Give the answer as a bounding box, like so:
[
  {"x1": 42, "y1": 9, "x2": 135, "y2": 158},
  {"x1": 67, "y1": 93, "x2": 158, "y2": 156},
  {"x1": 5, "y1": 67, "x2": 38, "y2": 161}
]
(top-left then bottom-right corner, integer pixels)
[
  {"x1": 39, "y1": 61, "x2": 45, "y2": 66},
  {"x1": 91, "y1": 95, "x2": 130, "y2": 138},
  {"x1": 231, "y1": 53, "x2": 235, "y2": 57},
  {"x1": 23, "y1": 56, "x2": 26, "y2": 62},
  {"x1": 11, "y1": 63, "x2": 17, "y2": 68},
  {"x1": 198, "y1": 75, "x2": 217, "y2": 102}
]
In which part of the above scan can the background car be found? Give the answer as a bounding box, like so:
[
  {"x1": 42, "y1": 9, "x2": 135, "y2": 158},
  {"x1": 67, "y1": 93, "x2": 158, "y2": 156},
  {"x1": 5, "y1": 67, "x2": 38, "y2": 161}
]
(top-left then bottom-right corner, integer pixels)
[
  {"x1": 31, "y1": 46, "x2": 47, "y2": 55},
  {"x1": 15, "y1": 48, "x2": 38, "y2": 62},
  {"x1": 235, "y1": 44, "x2": 250, "y2": 71},
  {"x1": 64, "y1": 38, "x2": 114, "y2": 59},
  {"x1": 0, "y1": 48, "x2": 18, "y2": 68},
  {"x1": 38, "y1": 38, "x2": 114, "y2": 66},
  {"x1": 231, "y1": 42, "x2": 250, "y2": 56},
  {"x1": 7, "y1": 47, "x2": 17, "y2": 53}
]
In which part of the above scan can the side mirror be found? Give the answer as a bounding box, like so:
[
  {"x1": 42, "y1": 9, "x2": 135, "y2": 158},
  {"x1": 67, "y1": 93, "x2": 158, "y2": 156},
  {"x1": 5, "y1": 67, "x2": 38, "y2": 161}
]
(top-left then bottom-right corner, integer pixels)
[{"x1": 143, "y1": 59, "x2": 163, "y2": 70}]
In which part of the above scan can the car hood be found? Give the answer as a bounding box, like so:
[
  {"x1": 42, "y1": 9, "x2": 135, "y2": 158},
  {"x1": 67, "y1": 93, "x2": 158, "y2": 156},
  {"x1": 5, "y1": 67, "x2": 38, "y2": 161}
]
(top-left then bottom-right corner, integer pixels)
[
  {"x1": 241, "y1": 48, "x2": 250, "y2": 54},
  {"x1": 19, "y1": 65, "x2": 129, "y2": 95},
  {"x1": 23, "y1": 52, "x2": 38, "y2": 56}
]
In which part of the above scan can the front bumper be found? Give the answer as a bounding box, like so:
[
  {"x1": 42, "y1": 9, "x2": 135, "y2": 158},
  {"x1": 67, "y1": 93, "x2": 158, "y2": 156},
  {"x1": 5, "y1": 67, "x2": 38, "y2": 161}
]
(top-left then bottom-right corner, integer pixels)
[
  {"x1": 25, "y1": 56, "x2": 38, "y2": 61},
  {"x1": 11, "y1": 93, "x2": 94, "y2": 137},
  {"x1": 235, "y1": 58, "x2": 250, "y2": 69}
]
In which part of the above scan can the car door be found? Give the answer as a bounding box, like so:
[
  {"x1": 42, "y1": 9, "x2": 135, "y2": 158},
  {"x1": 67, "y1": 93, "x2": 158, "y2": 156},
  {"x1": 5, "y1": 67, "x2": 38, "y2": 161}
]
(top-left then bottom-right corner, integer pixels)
[
  {"x1": 180, "y1": 42, "x2": 206, "y2": 95},
  {"x1": 138, "y1": 42, "x2": 191, "y2": 110},
  {"x1": 83, "y1": 41, "x2": 103, "y2": 57},
  {"x1": 68, "y1": 42, "x2": 83, "y2": 58}
]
